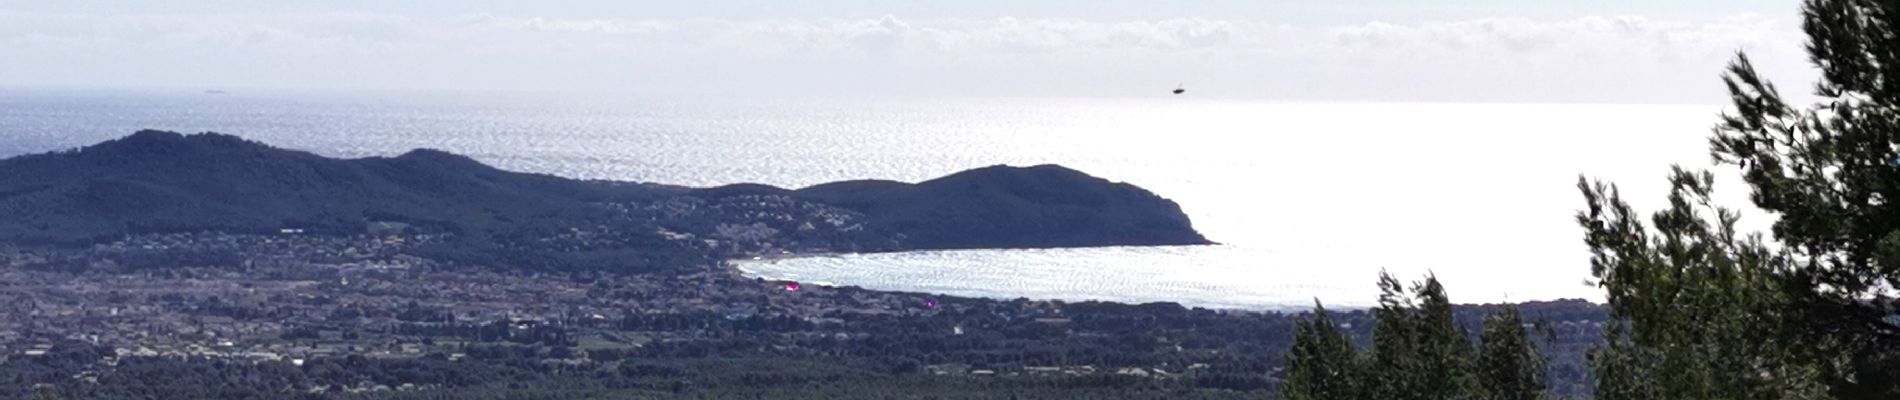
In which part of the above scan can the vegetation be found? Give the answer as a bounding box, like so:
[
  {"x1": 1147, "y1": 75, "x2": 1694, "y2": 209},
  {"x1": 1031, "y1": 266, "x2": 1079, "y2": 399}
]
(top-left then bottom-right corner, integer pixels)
[
  {"x1": 0, "y1": 131, "x2": 1208, "y2": 273},
  {"x1": 1577, "y1": 167, "x2": 1820, "y2": 399},
  {"x1": 796, "y1": 164, "x2": 1210, "y2": 249},
  {"x1": 1281, "y1": 302, "x2": 1359, "y2": 400},
  {"x1": 1569, "y1": 0, "x2": 1900, "y2": 398},
  {"x1": 1282, "y1": 273, "x2": 1554, "y2": 400},
  {"x1": 0, "y1": 130, "x2": 704, "y2": 272},
  {"x1": 1475, "y1": 304, "x2": 1548, "y2": 400},
  {"x1": 0, "y1": 297, "x2": 1606, "y2": 399}
]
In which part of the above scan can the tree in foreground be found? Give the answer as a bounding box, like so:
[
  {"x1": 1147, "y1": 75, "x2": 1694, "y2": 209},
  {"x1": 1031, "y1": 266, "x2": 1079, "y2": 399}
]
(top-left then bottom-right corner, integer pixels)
[
  {"x1": 1365, "y1": 273, "x2": 1473, "y2": 400},
  {"x1": 1706, "y1": 0, "x2": 1900, "y2": 397},
  {"x1": 1283, "y1": 272, "x2": 1551, "y2": 400},
  {"x1": 1577, "y1": 0, "x2": 1900, "y2": 398},
  {"x1": 1281, "y1": 302, "x2": 1360, "y2": 400},
  {"x1": 1475, "y1": 305, "x2": 1547, "y2": 400},
  {"x1": 1577, "y1": 169, "x2": 1822, "y2": 400}
]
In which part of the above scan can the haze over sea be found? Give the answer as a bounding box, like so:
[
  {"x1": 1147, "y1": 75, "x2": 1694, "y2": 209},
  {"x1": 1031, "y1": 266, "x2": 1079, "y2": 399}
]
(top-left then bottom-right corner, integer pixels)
[{"x1": 0, "y1": 88, "x2": 1747, "y2": 309}]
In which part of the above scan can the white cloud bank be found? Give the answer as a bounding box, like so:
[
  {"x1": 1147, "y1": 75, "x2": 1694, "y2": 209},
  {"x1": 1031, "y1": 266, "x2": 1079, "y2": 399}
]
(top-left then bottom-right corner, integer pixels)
[{"x1": 0, "y1": 10, "x2": 1810, "y2": 102}]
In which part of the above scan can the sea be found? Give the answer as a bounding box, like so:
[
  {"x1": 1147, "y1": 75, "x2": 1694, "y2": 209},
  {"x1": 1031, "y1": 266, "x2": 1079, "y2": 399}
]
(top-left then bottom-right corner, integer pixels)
[{"x1": 0, "y1": 87, "x2": 1753, "y2": 310}]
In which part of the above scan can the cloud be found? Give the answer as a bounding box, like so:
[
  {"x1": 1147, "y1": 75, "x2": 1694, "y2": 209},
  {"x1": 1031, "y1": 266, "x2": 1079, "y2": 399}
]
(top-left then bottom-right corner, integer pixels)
[
  {"x1": 1325, "y1": 14, "x2": 1798, "y2": 61},
  {"x1": 0, "y1": 11, "x2": 428, "y2": 55},
  {"x1": 0, "y1": 11, "x2": 1288, "y2": 56},
  {"x1": 0, "y1": 9, "x2": 1809, "y2": 101},
  {"x1": 0, "y1": 10, "x2": 1795, "y2": 59}
]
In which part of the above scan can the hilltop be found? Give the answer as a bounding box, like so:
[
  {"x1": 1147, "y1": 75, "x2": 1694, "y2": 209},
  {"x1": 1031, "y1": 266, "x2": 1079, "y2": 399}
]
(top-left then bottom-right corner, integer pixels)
[{"x1": 796, "y1": 165, "x2": 1207, "y2": 249}]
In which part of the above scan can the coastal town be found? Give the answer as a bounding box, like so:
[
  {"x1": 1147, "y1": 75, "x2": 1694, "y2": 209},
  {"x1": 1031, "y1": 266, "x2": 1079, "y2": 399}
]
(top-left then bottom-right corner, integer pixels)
[
  {"x1": 0, "y1": 230, "x2": 981, "y2": 393},
  {"x1": 0, "y1": 191, "x2": 916, "y2": 371}
]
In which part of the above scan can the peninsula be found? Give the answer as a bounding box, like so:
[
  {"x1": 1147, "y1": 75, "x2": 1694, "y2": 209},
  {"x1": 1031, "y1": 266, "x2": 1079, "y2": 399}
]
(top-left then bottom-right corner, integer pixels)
[{"x1": 0, "y1": 130, "x2": 1210, "y2": 270}]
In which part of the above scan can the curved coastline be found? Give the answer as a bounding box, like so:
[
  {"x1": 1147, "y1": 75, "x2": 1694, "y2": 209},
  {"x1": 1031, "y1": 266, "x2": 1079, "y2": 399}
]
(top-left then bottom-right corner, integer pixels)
[{"x1": 724, "y1": 244, "x2": 1328, "y2": 311}]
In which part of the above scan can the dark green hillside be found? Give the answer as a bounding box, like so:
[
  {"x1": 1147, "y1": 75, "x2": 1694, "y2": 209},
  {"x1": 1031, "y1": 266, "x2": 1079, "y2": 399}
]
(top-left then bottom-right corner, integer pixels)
[
  {"x1": 0, "y1": 130, "x2": 702, "y2": 272},
  {"x1": 0, "y1": 131, "x2": 1209, "y2": 271},
  {"x1": 797, "y1": 164, "x2": 1211, "y2": 249},
  {"x1": 0, "y1": 130, "x2": 675, "y2": 243}
]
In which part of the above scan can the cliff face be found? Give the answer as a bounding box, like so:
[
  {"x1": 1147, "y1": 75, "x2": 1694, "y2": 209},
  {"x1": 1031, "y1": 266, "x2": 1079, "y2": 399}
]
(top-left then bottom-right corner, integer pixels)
[{"x1": 0, "y1": 131, "x2": 1210, "y2": 266}]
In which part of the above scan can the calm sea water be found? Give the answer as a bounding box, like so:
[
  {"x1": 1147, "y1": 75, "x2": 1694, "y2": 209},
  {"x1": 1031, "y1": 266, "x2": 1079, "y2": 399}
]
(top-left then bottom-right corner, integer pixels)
[{"x1": 0, "y1": 88, "x2": 1744, "y2": 309}]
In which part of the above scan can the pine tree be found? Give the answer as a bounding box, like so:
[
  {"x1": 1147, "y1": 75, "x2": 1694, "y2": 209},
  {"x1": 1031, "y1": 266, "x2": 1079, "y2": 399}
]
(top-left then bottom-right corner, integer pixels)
[
  {"x1": 1285, "y1": 273, "x2": 1558, "y2": 400},
  {"x1": 1575, "y1": 0, "x2": 1900, "y2": 397},
  {"x1": 1283, "y1": 301, "x2": 1362, "y2": 400},
  {"x1": 1368, "y1": 272, "x2": 1425, "y2": 400},
  {"x1": 1412, "y1": 275, "x2": 1475, "y2": 400},
  {"x1": 1577, "y1": 167, "x2": 1825, "y2": 400},
  {"x1": 1363, "y1": 272, "x2": 1478, "y2": 400},
  {"x1": 1475, "y1": 305, "x2": 1546, "y2": 400},
  {"x1": 1703, "y1": 0, "x2": 1900, "y2": 396}
]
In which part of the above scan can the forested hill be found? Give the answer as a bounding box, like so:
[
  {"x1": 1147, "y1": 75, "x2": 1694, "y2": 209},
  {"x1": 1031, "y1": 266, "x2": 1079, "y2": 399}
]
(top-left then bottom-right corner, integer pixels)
[
  {"x1": 0, "y1": 130, "x2": 1208, "y2": 271},
  {"x1": 796, "y1": 164, "x2": 1208, "y2": 249}
]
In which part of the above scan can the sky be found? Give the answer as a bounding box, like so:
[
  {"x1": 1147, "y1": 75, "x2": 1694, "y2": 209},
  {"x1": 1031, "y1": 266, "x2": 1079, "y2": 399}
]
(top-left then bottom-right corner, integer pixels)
[{"x1": 0, "y1": 0, "x2": 1817, "y2": 103}]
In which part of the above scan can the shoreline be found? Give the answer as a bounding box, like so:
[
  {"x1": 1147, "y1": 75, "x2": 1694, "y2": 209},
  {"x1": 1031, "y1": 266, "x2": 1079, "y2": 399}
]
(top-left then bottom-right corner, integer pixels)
[
  {"x1": 726, "y1": 246, "x2": 1598, "y2": 312},
  {"x1": 727, "y1": 247, "x2": 1335, "y2": 313}
]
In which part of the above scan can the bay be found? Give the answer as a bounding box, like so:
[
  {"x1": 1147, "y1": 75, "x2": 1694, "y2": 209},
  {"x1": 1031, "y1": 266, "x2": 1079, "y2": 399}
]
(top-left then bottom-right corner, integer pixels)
[{"x1": 0, "y1": 87, "x2": 1743, "y2": 309}]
